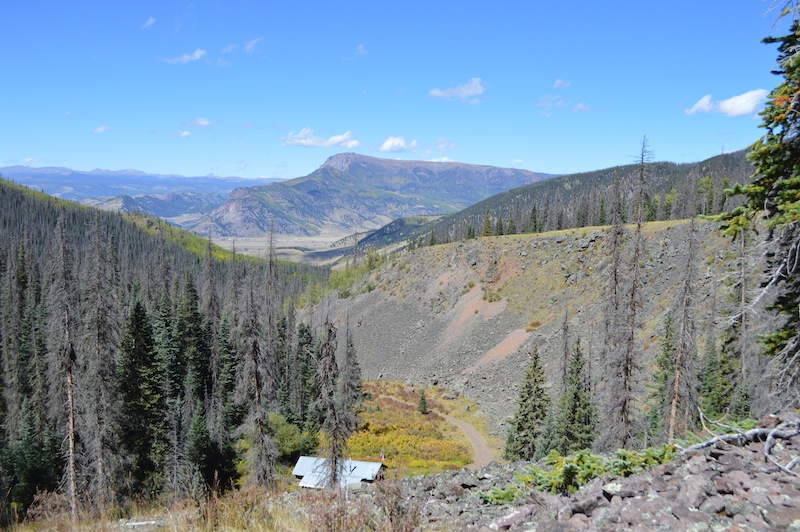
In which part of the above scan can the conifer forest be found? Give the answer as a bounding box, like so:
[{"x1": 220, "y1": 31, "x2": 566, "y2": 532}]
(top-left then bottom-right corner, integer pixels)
[{"x1": 0, "y1": 181, "x2": 350, "y2": 521}]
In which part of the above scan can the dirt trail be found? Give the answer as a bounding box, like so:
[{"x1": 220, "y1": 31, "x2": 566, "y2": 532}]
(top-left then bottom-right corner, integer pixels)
[
  {"x1": 382, "y1": 395, "x2": 497, "y2": 469},
  {"x1": 437, "y1": 411, "x2": 496, "y2": 469}
]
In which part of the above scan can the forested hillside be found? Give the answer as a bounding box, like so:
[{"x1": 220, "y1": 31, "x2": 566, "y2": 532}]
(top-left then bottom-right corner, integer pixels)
[
  {"x1": 0, "y1": 178, "x2": 361, "y2": 523},
  {"x1": 422, "y1": 150, "x2": 751, "y2": 245}
]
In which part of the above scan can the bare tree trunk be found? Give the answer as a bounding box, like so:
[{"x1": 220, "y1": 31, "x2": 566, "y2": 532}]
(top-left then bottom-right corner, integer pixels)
[
  {"x1": 619, "y1": 137, "x2": 651, "y2": 448},
  {"x1": 668, "y1": 218, "x2": 697, "y2": 440},
  {"x1": 65, "y1": 343, "x2": 78, "y2": 521}
]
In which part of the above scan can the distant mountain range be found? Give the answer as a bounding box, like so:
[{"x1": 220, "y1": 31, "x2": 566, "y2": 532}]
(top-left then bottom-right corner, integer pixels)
[
  {"x1": 190, "y1": 153, "x2": 553, "y2": 237},
  {"x1": 0, "y1": 165, "x2": 280, "y2": 230},
  {"x1": 1, "y1": 156, "x2": 553, "y2": 238},
  {"x1": 0, "y1": 165, "x2": 278, "y2": 199}
]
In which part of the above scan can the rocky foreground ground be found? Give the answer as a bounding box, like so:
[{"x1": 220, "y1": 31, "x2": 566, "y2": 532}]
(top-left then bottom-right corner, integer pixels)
[{"x1": 355, "y1": 415, "x2": 800, "y2": 531}]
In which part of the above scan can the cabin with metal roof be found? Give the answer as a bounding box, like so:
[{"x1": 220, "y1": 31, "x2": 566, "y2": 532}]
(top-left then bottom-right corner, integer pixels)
[{"x1": 292, "y1": 456, "x2": 384, "y2": 489}]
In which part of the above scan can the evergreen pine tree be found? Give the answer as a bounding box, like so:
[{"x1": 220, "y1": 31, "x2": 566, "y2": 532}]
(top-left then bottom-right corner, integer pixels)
[
  {"x1": 116, "y1": 298, "x2": 164, "y2": 498},
  {"x1": 507, "y1": 214, "x2": 516, "y2": 235},
  {"x1": 551, "y1": 340, "x2": 597, "y2": 455},
  {"x1": 184, "y1": 400, "x2": 214, "y2": 488},
  {"x1": 646, "y1": 312, "x2": 675, "y2": 444},
  {"x1": 417, "y1": 388, "x2": 428, "y2": 415},
  {"x1": 718, "y1": 15, "x2": 800, "y2": 407},
  {"x1": 504, "y1": 348, "x2": 550, "y2": 460},
  {"x1": 482, "y1": 209, "x2": 492, "y2": 237}
]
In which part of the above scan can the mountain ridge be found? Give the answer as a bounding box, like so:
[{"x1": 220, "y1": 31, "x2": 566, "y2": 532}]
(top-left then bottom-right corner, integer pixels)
[{"x1": 191, "y1": 153, "x2": 554, "y2": 237}]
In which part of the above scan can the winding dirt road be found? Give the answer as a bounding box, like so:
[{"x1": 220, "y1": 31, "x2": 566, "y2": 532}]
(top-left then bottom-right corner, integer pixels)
[{"x1": 437, "y1": 411, "x2": 496, "y2": 469}]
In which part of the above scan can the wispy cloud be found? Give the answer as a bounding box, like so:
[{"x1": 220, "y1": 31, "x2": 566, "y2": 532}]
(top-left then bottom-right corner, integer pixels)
[
  {"x1": 553, "y1": 78, "x2": 571, "y2": 89},
  {"x1": 433, "y1": 137, "x2": 455, "y2": 154},
  {"x1": 244, "y1": 37, "x2": 263, "y2": 54},
  {"x1": 537, "y1": 94, "x2": 566, "y2": 116},
  {"x1": 162, "y1": 48, "x2": 206, "y2": 64},
  {"x1": 428, "y1": 157, "x2": 453, "y2": 162},
  {"x1": 187, "y1": 117, "x2": 213, "y2": 127},
  {"x1": 142, "y1": 16, "x2": 156, "y2": 29},
  {"x1": 93, "y1": 125, "x2": 112, "y2": 134},
  {"x1": 283, "y1": 128, "x2": 360, "y2": 148},
  {"x1": 573, "y1": 102, "x2": 590, "y2": 113},
  {"x1": 356, "y1": 43, "x2": 368, "y2": 56},
  {"x1": 222, "y1": 44, "x2": 237, "y2": 54},
  {"x1": 422, "y1": 137, "x2": 456, "y2": 160},
  {"x1": 179, "y1": 131, "x2": 191, "y2": 138},
  {"x1": 511, "y1": 158, "x2": 524, "y2": 165},
  {"x1": 685, "y1": 89, "x2": 768, "y2": 117},
  {"x1": 380, "y1": 136, "x2": 417, "y2": 152},
  {"x1": 429, "y1": 77, "x2": 485, "y2": 104}
]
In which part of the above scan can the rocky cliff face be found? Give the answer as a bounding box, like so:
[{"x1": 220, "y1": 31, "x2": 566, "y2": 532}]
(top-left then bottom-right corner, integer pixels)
[{"x1": 314, "y1": 220, "x2": 777, "y2": 437}]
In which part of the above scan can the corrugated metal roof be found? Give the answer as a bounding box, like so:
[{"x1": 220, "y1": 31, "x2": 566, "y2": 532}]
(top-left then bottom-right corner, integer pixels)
[{"x1": 292, "y1": 456, "x2": 383, "y2": 489}]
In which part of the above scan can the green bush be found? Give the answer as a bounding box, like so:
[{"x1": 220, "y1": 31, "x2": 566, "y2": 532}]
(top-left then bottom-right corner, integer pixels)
[{"x1": 481, "y1": 444, "x2": 676, "y2": 502}]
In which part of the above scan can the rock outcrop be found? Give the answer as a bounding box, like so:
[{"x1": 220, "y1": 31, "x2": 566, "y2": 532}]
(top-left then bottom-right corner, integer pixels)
[{"x1": 356, "y1": 419, "x2": 800, "y2": 530}]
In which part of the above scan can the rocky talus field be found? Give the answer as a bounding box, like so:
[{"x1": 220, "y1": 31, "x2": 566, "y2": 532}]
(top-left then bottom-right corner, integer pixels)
[
  {"x1": 350, "y1": 413, "x2": 800, "y2": 530},
  {"x1": 316, "y1": 220, "x2": 769, "y2": 437}
]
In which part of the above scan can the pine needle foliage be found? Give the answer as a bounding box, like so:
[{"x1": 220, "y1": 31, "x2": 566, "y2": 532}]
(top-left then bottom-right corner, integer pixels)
[{"x1": 504, "y1": 348, "x2": 550, "y2": 460}]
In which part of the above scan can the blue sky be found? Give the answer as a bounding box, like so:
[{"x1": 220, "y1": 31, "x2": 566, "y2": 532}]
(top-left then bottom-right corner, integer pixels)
[{"x1": 0, "y1": 1, "x2": 791, "y2": 179}]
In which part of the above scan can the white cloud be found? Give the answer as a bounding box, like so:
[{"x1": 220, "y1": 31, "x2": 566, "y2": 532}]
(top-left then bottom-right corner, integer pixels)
[
  {"x1": 222, "y1": 44, "x2": 237, "y2": 54},
  {"x1": 685, "y1": 94, "x2": 714, "y2": 115},
  {"x1": 511, "y1": 159, "x2": 524, "y2": 165},
  {"x1": 685, "y1": 90, "x2": 767, "y2": 117},
  {"x1": 162, "y1": 48, "x2": 207, "y2": 64},
  {"x1": 718, "y1": 89, "x2": 769, "y2": 117},
  {"x1": 573, "y1": 102, "x2": 590, "y2": 113},
  {"x1": 244, "y1": 37, "x2": 263, "y2": 54},
  {"x1": 380, "y1": 136, "x2": 417, "y2": 152},
  {"x1": 553, "y1": 78, "x2": 571, "y2": 89},
  {"x1": 93, "y1": 125, "x2": 111, "y2": 134},
  {"x1": 188, "y1": 117, "x2": 213, "y2": 127},
  {"x1": 429, "y1": 77, "x2": 485, "y2": 104},
  {"x1": 179, "y1": 131, "x2": 191, "y2": 138},
  {"x1": 356, "y1": 43, "x2": 368, "y2": 56},
  {"x1": 283, "y1": 128, "x2": 360, "y2": 148},
  {"x1": 428, "y1": 157, "x2": 453, "y2": 162},
  {"x1": 142, "y1": 16, "x2": 155, "y2": 29}
]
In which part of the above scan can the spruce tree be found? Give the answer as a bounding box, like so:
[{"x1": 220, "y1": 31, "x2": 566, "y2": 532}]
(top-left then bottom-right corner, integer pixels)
[
  {"x1": 550, "y1": 340, "x2": 597, "y2": 456},
  {"x1": 646, "y1": 312, "x2": 674, "y2": 444},
  {"x1": 718, "y1": 15, "x2": 800, "y2": 407},
  {"x1": 482, "y1": 209, "x2": 492, "y2": 237},
  {"x1": 504, "y1": 348, "x2": 550, "y2": 460},
  {"x1": 116, "y1": 298, "x2": 164, "y2": 498},
  {"x1": 184, "y1": 400, "x2": 214, "y2": 488},
  {"x1": 417, "y1": 388, "x2": 428, "y2": 415}
]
